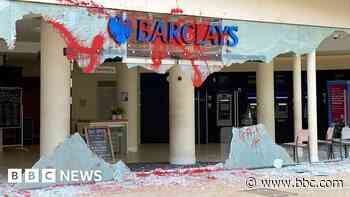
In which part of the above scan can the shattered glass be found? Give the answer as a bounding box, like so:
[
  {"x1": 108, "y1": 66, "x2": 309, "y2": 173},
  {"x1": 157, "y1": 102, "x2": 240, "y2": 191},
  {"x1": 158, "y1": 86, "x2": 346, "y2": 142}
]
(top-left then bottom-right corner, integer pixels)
[
  {"x1": 224, "y1": 124, "x2": 293, "y2": 169},
  {"x1": 16, "y1": 133, "x2": 131, "y2": 189}
]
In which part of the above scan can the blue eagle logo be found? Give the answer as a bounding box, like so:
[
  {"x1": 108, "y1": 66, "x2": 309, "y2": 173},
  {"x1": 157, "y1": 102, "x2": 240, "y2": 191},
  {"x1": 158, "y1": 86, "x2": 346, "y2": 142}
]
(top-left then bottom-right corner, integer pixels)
[{"x1": 108, "y1": 16, "x2": 132, "y2": 45}]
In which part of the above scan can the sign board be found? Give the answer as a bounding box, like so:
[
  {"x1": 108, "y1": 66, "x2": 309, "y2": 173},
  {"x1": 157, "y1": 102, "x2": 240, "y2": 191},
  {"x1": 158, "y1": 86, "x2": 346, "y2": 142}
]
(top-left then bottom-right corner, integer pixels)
[
  {"x1": 0, "y1": 87, "x2": 22, "y2": 128},
  {"x1": 108, "y1": 14, "x2": 238, "y2": 61},
  {"x1": 327, "y1": 81, "x2": 347, "y2": 126},
  {"x1": 84, "y1": 127, "x2": 115, "y2": 163},
  {"x1": 93, "y1": 66, "x2": 116, "y2": 74}
]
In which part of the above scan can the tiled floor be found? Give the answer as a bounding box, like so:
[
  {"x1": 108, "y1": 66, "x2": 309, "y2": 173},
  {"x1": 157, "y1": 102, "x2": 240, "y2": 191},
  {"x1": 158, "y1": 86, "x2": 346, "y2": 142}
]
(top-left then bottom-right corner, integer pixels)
[{"x1": 125, "y1": 143, "x2": 227, "y2": 163}]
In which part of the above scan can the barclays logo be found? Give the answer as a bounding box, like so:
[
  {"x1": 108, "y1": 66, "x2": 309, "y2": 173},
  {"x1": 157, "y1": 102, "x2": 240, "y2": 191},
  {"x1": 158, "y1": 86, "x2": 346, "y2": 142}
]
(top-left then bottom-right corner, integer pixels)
[{"x1": 108, "y1": 16, "x2": 132, "y2": 45}]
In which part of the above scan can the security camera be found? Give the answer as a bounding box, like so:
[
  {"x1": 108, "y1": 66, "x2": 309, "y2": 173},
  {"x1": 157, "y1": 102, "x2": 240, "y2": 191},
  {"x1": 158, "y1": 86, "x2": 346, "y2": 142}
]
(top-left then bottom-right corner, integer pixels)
[{"x1": 333, "y1": 34, "x2": 341, "y2": 40}]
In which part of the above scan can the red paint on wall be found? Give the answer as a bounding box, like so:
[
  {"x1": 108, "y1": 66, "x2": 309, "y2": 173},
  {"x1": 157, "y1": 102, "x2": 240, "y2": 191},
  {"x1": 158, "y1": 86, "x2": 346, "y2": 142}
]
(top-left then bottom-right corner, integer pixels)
[
  {"x1": 56, "y1": 0, "x2": 109, "y2": 16},
  {"x1": 150, "y1": 38, "x2": 168, "y2": 71},
  {"x1": 170, "y1": 0, "x2": 184, "y2": 15},
  {"x1": 192, "y1": 63, "x2": 203, "y2": 87},
  {"x1": 145, "y1": 17, "x2": 215, "y2": 87},
  {"x1": 47, "y1": 19, "x2": 105, "y2": 73}
]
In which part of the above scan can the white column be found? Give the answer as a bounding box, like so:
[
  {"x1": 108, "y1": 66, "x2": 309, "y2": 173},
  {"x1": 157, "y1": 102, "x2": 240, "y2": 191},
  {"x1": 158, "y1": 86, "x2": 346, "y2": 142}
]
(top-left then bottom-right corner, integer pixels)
[
  {"x1": 256, "y1": 62, "x2": 275, "y2": 141},
  {"x1": 40, "y1": 21, "x2": 71, "y2": 156},
  {"x1": 169, "y1": 65, "x2": 196, "y2": 165},
  {"x1": 127, "y1": 67, "x2": 139, "y2": 152},
  {"x1": 116, "y1": 64, "x2": 139, "y2": 153},
  {"x1": 293, "y1": 55, "x2": 303, "y2": 136},
  {"x1": 307, "y1": 51, "x2": 318, "y2": 162}
]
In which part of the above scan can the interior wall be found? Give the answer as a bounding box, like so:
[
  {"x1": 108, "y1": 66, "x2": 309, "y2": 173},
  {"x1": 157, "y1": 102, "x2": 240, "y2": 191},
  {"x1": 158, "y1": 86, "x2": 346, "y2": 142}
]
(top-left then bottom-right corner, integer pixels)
[
  {"x1": 71, "y1": 64, "x2": 117, "y2": 121},
  {"x1": 4, "y1": 54, "x2": 41, "y2": 142},
  {"x1": 116, "y1": 64, "x2": 140, "y2": 152},
  {"x1": 6, "y1": 55, "x2": 40, "y2": 77}
]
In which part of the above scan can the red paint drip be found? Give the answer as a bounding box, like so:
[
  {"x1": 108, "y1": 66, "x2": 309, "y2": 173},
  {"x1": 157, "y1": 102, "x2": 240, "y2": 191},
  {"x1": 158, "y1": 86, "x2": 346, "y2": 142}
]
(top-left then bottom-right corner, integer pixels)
[
  {"x1": 47, "y1": 19, "x2": 105, "y2": 73},
  {"x1": 192, "y1": 63, "x2": 203, "y2": 87},
  {"x1": 148, "y1": 17, "x2": 215, "y2": 87},
  {"x1": 150, "y1": 38, "x2": 168, "y2": 71}
]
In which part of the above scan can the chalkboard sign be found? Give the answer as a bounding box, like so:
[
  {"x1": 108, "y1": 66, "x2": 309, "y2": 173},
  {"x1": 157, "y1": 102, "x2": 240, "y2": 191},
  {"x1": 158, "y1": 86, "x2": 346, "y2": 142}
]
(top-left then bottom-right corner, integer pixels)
[
  {"x1": 0, "y1": 87, "x2": 22, "y2": 128},
  {"x1": 84, "y1": 127, "x2": 115, "y2": 163}
]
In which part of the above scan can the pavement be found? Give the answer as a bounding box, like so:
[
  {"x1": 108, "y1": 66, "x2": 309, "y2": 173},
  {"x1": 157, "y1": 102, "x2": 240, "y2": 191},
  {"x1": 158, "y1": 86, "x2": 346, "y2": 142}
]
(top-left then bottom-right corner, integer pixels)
[{"x1": 1, "y1": 143, "x2": 350, "y2": 196}]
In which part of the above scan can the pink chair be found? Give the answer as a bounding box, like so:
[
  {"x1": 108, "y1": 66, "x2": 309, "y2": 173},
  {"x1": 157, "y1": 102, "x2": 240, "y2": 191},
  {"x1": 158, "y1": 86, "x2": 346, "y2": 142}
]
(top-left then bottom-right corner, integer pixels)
[
  {"x1": 333, "y1": 127, "x2": 350, "y2": 159},
  {"x1": 318, "y1": 127, "x2": 334, "y2": 159},
  {"x1": 284, "y1": 129, "x2": 309, "y2": 163}
]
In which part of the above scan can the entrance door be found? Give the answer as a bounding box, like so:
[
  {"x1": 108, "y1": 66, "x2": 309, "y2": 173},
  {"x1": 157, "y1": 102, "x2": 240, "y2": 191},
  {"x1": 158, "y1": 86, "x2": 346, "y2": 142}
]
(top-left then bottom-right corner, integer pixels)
[
  {"x1": 140, "y1": 74, "x2": 169, "y2": 143},
  {"x1": 196, "y1": 73, "x2": 250, "y2": 143},
  {"x1": 274, "y1": 72, "x2": 294, "y2": 143}
]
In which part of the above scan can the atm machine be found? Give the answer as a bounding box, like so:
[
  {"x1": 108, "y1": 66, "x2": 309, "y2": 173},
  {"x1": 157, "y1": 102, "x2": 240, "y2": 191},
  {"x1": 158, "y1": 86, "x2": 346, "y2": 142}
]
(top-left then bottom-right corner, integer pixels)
[
  {"x1": 195, "y1": 73, "x2": 251, "y2": 144},
  {"x1": 216, "y1": 93, "x2": 233, "y2": 127}
]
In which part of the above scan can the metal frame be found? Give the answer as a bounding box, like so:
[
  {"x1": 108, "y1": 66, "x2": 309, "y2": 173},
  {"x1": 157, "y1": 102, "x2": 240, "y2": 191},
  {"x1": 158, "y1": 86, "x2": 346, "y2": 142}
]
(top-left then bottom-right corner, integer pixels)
[{"x1": 84, "y1": 126, "x2": 116, "y2": 163}]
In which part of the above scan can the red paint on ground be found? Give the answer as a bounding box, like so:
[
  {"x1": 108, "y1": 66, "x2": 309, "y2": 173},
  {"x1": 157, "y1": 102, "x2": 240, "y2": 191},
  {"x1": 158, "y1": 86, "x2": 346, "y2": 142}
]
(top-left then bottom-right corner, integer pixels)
[
  {"x1": 47, "y1": 19, "x2": 105, "y2": 73},
  {"x1": 88, "y1": 183, "x2": 123, "y2": 193},
  {"x1": 207, "y1": 175, "x2": 217, "y2": 180},
  {"x1": 136, "y1": 167, "x2": 223, "y2": 177}
]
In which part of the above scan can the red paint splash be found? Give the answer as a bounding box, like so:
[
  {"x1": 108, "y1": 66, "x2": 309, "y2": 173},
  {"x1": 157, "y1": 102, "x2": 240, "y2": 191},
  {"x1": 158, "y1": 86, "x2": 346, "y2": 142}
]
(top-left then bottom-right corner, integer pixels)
[
  {"x1": 56, "y1": 0, "x2": 109, "y2": 17},
  {"x1": 238, "y1": 126, "x2": 262, "y2": 147},
  {"x1": 47, "y1": 19, "x2": 105, "y2": 73},
  {"x1": 192, "y1": 63, "x2": 203, "y2": 87},
  {"x1": 171, "y1": 0, "x2": 184, "y2": 15},
  {"x1": 147, "y1": 17, "x2": 219, "y2": 87},
  {"x1": 136, "y1": 166, "x2": 223, "y2": 177},
  {"x1": 150, "y1": 37, "x2": 168, "y2": 71}
]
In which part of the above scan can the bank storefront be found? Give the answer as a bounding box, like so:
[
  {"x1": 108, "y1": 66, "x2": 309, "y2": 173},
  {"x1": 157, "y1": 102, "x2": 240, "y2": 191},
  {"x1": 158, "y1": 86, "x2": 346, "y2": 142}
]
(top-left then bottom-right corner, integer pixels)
[{"x1": 0, "y1": 0, "x2": 350, "y2": 165}]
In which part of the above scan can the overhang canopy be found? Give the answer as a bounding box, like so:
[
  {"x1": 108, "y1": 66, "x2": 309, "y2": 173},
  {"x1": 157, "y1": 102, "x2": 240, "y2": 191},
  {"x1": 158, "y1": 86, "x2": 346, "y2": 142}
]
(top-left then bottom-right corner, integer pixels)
[{"x1": 0, "y1": 0, "x2": 349, "y2": 86}]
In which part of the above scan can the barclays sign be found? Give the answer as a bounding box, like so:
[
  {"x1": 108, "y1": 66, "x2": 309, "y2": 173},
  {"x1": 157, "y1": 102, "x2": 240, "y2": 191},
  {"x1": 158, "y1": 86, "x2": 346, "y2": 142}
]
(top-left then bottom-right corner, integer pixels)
[{"x1": 108, "y1": 16, "x2": 239, "y2": 47}]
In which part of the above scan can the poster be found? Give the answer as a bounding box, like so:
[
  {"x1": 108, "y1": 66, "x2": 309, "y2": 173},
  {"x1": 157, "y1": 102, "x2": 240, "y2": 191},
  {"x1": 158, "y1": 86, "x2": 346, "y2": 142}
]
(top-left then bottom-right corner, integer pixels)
[{"x1": 327, "y1": 81, "x2": 347, "y2": 126}]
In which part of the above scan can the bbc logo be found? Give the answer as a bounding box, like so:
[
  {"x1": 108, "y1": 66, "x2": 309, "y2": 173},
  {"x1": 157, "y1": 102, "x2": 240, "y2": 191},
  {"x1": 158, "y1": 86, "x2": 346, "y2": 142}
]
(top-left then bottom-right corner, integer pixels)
[
  {"x1": 8, "y1": 169, "x2": 103, "y2": 183},
  {"x1": 8, "y1": 169, "x2": 56, "y2": 183}
]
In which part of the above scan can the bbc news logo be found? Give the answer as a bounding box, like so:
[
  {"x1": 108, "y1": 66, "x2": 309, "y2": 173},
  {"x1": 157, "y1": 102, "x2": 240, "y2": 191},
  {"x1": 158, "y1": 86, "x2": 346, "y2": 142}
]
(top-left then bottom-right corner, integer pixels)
[{"x1": 8, "y1": 169, "x2": 102, "y2": 183}]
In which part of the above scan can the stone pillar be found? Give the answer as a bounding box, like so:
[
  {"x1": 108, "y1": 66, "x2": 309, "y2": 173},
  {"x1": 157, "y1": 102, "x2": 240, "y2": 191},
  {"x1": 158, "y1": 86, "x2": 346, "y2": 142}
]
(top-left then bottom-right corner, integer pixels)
[
  {"x1": 307, "y1": 51, "x2": 319, "y2": 162},
  {"x1": 127, "y1": 67, "x2": 139, "y2": 152},
  {"x1": 169, "y1": 65, "x2": 196, "y2": 165},
  {"x1": 293, "y1": 55, "x2": 303, "y2": 136},
  {"x1": 256, "y1": 62, "x2": 275, "y2": 141},
  {"x1": 40, "y1": 21, "x2": 71, "y2": 156},
  {"x1": 116, "y1": 64, "x2": 139, "y2": 153}
]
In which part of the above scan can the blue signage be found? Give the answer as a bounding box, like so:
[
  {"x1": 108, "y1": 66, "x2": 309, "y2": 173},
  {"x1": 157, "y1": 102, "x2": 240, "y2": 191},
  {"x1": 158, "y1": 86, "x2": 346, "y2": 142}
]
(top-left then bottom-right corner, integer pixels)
[{"x1": 108, "y1": 16, "x2": 239, "y2": 47}]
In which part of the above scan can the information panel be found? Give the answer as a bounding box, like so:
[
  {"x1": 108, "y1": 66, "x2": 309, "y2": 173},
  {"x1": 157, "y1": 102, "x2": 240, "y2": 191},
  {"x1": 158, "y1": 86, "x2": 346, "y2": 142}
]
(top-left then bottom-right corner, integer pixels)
[
  {"x1": 327, "y1": 81, "x2": 346, "y2": 126},
  {"x1": 84, "y1": 127, "x2": 115, "y2": 163}
]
